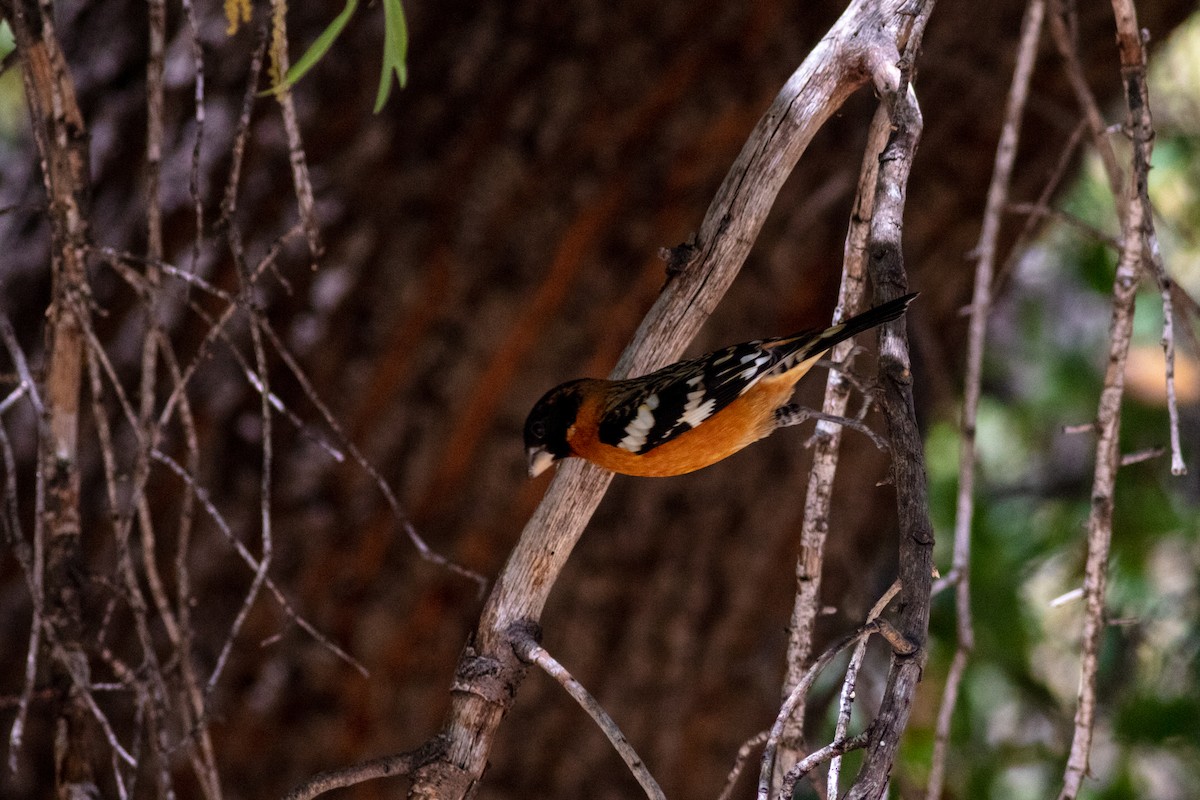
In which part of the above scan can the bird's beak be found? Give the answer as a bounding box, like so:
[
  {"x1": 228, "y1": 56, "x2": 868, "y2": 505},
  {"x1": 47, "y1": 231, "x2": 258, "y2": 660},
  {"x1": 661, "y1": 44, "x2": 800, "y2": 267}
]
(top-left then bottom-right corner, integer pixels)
[{"x1": 527, "y1": 447, "x2": 556, "y2": 478}]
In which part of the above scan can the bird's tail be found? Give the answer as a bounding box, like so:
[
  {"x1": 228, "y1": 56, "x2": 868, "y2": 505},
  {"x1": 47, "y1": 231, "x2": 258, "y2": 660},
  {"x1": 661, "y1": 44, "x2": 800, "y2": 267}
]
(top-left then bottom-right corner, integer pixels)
[{"x1": 772, "y1": 292, "x2": 919, "y2": 367}]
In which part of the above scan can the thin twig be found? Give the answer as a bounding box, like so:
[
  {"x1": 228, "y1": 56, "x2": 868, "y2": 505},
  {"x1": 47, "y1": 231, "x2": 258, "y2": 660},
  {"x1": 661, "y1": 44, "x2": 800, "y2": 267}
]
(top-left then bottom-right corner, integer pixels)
[
  {"x1": 267, "y1": 0, "x2": 323, "y2": 261},
  {"x1": 0, "y1": 384, "x2": 29, "y2": 415},
  {"x1": 0, "y1": 313, "x2": 46, "y2": 415},
  {"x1": 776, "y1": 404, "x2": 890, "y2": 451},
  {"x1": 283, "y1": 738, "x2": 448, "y2": 800},
  {"x1": 759, "y1": 625, "x2": 877, "y2": 800},
  {"x1": 1047, "y1": 0, "x2": 1124, "y2": 201},
  {"x1": 1058, "y1": 2, "x2": 1153, "y2": 796},
  {"x1": 1005, "y1": 202, "x2": 1122, "y2": 250},
  {"x1": 785, "y1": 731, "x2": 871, "y2": 800},
  {"x1": 0, "y1": 420, "x2": 42, "y2": 774},
  {"x1": 81, "y1": 324, "x2": 177, "y2": 796},
  {"x1": 253, "y1": 317, "x2": 485, "y2": 590},
  {"x1": 203, "y1": 200, "x2": 278, "y2": 698},
  {"x1": 150, "y1": 449, "x2": 367, "y2": 676},
  {"x1": 0, "y1": 320, "x2": 48, "y2": 775},
  {"x1": 513, "y1": 633, "x2": 666, "y2": 800},
  {"x1": 1120, "y1": 446, "x2": 1165, "y2": 467},
  {"x1": 829, "y1": 580, "x2": 901, "y2": 797},
  {"x1": 718, "y1": 730, "x2": 769, "y2": 800},
  {"x1": 179, "y1": 0, "x2": 207, "y2": 273},
  {"x1": 928, "y1": 3, "x2": 1044, "y2": 798},
  {"x1": 777, "y1": 103, "x2": 893, "y2": 783},
  {"x1": 1145, "y1": 237, "x2": 1187, "y2": 475},
  {"x1": 997, "y1": 118, "x2": 1089, "y2": 287}
]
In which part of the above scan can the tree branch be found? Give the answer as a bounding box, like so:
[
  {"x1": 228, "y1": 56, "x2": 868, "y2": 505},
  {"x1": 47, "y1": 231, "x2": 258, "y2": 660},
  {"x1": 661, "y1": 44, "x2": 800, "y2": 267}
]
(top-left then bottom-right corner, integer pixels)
[
  {"x1": 395, "y1": 2, "x2": 941, "y2": 798},
  {"x1": 846, "y1": 43, "x2": 936, "y2": 800},
  {"x1": 512, "y1": 629, "x2": 665, "y2": 800},
  {"x1": 1058, "y1": 1, "x2": 1156, "y2": 795},
  {"x1": 928, "y1": 2, "x2": 1045, "y2": 797},
  {"x1": 0, "y1": 0, "x2": 96, "y2": 793}
]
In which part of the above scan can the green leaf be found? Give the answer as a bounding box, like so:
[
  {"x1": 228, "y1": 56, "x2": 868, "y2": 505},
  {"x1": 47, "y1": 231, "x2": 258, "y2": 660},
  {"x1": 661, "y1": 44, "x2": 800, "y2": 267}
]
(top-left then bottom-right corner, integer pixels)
[
  {"x1": 373, "y1": 0, "x2": 408, "y2": 113},
  {"x1": 270, "y1": 0, "x2": 359, "y2": 95},
  {"x1": 0, "y1": 21, "x2": 14, "y2": 60}
]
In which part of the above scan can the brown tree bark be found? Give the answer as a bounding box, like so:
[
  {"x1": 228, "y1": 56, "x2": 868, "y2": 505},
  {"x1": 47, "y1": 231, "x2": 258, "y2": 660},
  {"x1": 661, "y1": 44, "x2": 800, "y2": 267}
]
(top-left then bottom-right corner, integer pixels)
[{"x1": 0, "y1": 1, "x2": 1192, "y2": 798}]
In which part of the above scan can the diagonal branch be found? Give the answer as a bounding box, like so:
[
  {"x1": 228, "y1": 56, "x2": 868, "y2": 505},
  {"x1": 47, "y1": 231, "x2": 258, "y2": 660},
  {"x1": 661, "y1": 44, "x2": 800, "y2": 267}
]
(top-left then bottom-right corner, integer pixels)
[
  {"x1": 261, "y1": 3, "x2": 947, "y2": 799},
  {"x1": 1058, "y1": 1, "x2": 1156, "y2": 796},
  {"x1": 512, "y1": 629, "x2": 666, "y2": 800},
  {"x1": 928, "y1": 2, "x2": 1045, "y2": 798},
  {"x1": 778, "y1": 104, "x2": 892, "y2": 781},
  {"x1": 847, "y1": 78, "x2": 935, "y2": 800}
]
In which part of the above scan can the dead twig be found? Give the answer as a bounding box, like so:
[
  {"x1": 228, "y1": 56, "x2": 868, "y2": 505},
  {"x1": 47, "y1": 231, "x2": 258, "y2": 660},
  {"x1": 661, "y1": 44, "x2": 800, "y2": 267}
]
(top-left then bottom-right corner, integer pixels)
[
  {"x1": 283, "y1": 738, "x2": 449, "y2": 800},
  {"x1": 775, "y1": 404, "x2": 890, "y2": 451},
  {"x1": 718, "y1": 730, "x2": 769, "y2": 800},
  {"x1": 1058, "y1": 2, "x2": 1155, "y2": 796},
  {"x1": 829, "y1": 581, "x2": 901, "y2": 796},
  {"x1": 758, "y1": 624, "x2": 877, "y2": 800},
  {"x1": 512, "y1": 629, "x2": 666, "y2": 800},
  {"x1": 846, "y1": 53, "x2": 936, "y2": 800},
  {"x1": 407, "y1": 5, "x2": 941, "y2": 798},
  {"x1": 784, "y1": 731, "x2": 871, "y2": 799},
  {"x1": 928, "y1": 3, "x2": 1045, "y2": 798}
]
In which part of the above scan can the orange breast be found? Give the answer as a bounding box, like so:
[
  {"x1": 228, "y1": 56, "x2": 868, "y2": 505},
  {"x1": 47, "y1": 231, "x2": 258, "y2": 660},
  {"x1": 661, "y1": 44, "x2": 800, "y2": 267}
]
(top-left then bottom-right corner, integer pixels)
[{"x1": 568, "y1": 374, "x2": 801, "y2": 477}]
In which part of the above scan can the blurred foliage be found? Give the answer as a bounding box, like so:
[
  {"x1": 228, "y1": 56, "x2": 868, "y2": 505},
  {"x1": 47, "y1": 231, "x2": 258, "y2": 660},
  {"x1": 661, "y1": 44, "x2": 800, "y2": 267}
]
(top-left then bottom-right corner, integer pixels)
[
  {"x1": 892, "y1": 13, "x2": 1200, "y2": 800},
  {"x1": 0, "y1": 20, "x2": 23, "y2": 143}
]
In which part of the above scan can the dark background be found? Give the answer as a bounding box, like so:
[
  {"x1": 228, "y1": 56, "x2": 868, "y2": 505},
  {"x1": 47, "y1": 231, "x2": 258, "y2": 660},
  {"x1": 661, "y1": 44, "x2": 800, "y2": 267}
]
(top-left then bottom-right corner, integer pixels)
[{"x1": 0, "y1": 1, "x2": 1195, "y2": 797}]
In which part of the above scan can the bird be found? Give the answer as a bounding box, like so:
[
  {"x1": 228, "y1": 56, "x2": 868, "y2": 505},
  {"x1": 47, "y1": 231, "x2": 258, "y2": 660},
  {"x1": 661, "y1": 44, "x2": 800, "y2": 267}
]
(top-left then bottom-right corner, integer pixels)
[{"x1": 524, "y1": 292, "x2": 917, "y2": 478}]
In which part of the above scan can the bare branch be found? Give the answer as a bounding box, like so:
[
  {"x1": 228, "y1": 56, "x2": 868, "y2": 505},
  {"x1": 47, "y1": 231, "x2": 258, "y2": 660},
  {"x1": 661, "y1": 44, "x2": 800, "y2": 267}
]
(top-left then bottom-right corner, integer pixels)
[
  {"x1": 267, "y1": 0, "x2": 323, "y2": 261},
  {"x1": 718, "y1": 730, "x2": 768, "y2": 800},
  {"x1": 1058, "y1": 1, "x2": 1155, "y2": 795},
  {"x1": 775, "y1": 403, "x2": 890, "y2": 451},
  {"x1": 283, "y1": 738, "x2": 448, "y2": 800},
  {"x1": 785, "y1": 731, "x2": 871, "y2": 800},
  {"x1": 928, "y1": 2, "x2": 1045, "y2": 798},
  {"x1": 4, "y1": 0, "x2": 97, "y2": 792},
  {"x1": 847, "y1": 57, "x2": 936, "y2": 800},
  {"x1": 759, "y1": 624, "x2": 877, "y2": 800},
  {"x1": 408, "y1": 5, "x2": 942, "y2": 797},
  {"x1": 150, "y1": 449, "x2": 367, "y2": 677},
  {"x1": 829, "y1": 581, "x2": 900, "y2": 796},
  {"x1": 512, "y1": 630, "x2": 666, "y2": 800}
]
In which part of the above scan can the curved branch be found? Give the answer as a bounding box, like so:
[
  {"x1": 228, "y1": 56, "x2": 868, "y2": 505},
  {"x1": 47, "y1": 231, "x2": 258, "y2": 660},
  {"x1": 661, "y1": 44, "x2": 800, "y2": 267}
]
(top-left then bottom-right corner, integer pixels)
[{"x1": 345, "y1": 2, "x2": 945, "y2": 798}]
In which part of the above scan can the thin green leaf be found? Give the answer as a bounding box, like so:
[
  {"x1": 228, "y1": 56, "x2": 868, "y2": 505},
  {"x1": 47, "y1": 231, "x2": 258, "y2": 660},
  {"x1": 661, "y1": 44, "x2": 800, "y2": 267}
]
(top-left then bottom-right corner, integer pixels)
[
  {"x1": 268, "y1": 0, "x2": 359, "y2": 96},
  {"x1": 373, "y1": 0, "x2": 408, "y2": 113}
]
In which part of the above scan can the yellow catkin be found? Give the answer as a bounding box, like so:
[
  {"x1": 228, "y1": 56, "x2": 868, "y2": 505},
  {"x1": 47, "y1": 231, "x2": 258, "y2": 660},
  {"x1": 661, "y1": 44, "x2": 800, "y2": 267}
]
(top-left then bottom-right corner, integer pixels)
[
  {"x1": 224, "y1": 0, "x2": 251, "y2": 35},
  {"x1": 268, "y1": 0, "x2": 288, "y2": 88}
]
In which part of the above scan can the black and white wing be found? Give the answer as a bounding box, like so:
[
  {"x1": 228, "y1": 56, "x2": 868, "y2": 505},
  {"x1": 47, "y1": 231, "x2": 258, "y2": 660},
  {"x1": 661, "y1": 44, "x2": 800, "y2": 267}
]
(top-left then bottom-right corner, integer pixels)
[
  {"x1": 594, "y1": 293, "x2": 918, "y2": 456},
  {"x1": 595, "y1": 336, "x2": 798, "y2": 455}
]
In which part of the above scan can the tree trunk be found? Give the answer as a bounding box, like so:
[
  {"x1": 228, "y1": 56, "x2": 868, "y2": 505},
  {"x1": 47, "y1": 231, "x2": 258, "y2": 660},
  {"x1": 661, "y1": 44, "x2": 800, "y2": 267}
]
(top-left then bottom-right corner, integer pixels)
[{"x1": 0, "y1": 0, "x2": 1191, "y2": 797}]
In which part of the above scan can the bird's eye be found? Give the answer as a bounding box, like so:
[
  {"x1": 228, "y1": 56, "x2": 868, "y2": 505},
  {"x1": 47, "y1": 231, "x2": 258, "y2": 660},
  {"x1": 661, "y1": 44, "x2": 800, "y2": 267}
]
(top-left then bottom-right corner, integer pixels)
[{"x1": 531, "y1": 420, "x2": 546, "y2": 439}]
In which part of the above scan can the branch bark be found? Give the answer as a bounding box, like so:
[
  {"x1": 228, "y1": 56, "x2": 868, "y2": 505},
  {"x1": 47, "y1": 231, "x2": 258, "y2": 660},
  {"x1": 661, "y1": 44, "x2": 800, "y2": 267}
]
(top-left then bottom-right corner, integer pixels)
[
  {"x1": 1058, "y1": 0, "x2": 1155, "y2": 795},
  {"x1": 846, "y1": 79, "x2": 935, "y2": 800},
  {"x1": 398, "y1": 2, "x2": 936, "y2": 798},
  {"x1": 927, "y1": 2, "x2": 1045, "y2": 797},
  {"x1": 0, "y1": 0, "x2": 95, "y2": 794}
]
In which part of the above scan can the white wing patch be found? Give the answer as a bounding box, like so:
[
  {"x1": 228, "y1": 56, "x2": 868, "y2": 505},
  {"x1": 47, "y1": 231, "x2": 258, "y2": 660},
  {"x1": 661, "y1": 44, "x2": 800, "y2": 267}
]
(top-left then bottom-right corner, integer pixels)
[
  {"x1": 617, "y1": 394, "x2": 659, "y2": 452},
  {"x1": 736, "y1": 353, "x2": 772, "y2": 393},
  {"x1": 672, "y1": 375, "x2": 713, "y2": 429},
  {"x1": 679, "y1": 397, "x2": 717, "y2": 428}
]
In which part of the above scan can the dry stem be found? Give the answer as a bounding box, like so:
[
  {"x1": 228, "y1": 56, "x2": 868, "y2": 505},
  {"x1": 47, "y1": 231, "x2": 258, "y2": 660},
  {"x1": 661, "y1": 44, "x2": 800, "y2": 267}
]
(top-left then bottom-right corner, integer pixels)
[
  {"x1": 927, "y1": 1, "x2": 1045, "y2": 797},
  {"x1": 1058, "y1": 1, "x2": 1156, "y2": 795}
]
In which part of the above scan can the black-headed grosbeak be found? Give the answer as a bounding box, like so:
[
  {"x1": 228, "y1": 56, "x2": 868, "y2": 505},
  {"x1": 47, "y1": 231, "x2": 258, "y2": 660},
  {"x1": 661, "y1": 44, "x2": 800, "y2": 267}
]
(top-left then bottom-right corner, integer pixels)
[{"x1": 524, "y1": 292, "x2": 917, "y2": 478}]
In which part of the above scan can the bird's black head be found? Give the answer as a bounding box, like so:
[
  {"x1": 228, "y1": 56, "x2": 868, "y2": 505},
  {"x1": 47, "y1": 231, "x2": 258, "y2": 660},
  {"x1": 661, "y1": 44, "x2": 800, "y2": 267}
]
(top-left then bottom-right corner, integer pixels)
[{"x1": 524, "y1": 379, "x2": 587, "y2": 477}]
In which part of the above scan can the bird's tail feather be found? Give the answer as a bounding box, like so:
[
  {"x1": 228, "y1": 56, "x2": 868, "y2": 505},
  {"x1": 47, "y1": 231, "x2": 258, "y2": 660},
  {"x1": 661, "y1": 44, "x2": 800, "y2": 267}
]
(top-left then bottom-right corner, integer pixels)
[{"x1": 776, "y1": 292, "x2": 919, "y2": 365}]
